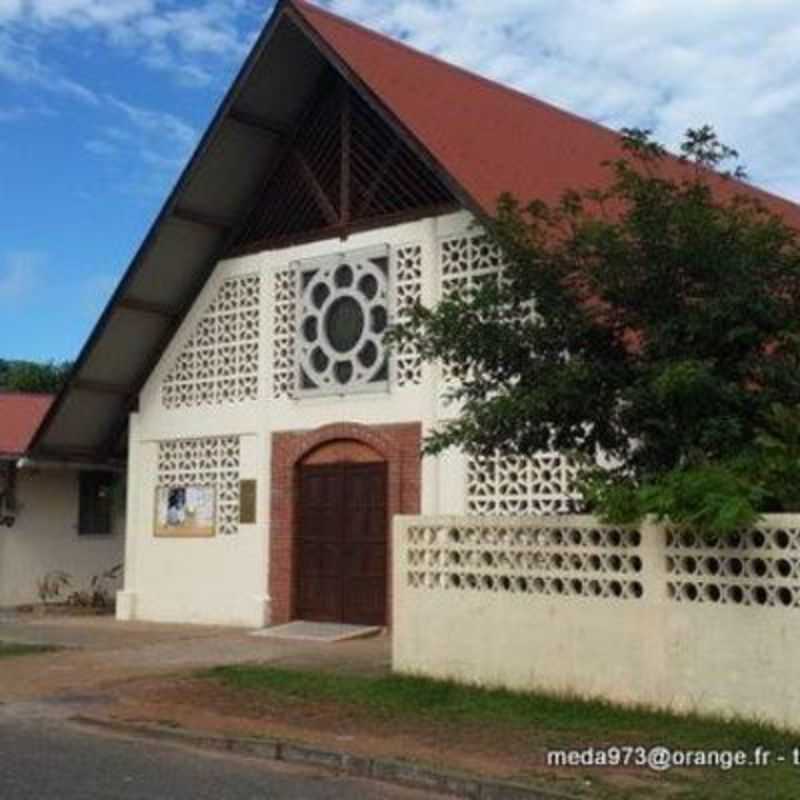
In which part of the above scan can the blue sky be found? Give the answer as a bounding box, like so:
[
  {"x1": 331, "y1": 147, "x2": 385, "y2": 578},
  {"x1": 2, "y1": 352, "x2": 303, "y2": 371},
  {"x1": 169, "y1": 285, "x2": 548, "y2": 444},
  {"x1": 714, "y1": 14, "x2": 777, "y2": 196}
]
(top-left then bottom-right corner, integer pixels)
[{"x1": 2, "y1": 0, "x2": 799, "y2": 362}]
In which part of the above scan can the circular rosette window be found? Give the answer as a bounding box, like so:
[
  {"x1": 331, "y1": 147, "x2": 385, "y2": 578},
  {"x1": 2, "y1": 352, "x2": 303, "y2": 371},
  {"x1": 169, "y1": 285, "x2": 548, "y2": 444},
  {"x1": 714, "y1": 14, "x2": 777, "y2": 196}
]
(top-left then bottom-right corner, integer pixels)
[{"x1": 298, "y1": 254, "x2": 390, "y2": 392}]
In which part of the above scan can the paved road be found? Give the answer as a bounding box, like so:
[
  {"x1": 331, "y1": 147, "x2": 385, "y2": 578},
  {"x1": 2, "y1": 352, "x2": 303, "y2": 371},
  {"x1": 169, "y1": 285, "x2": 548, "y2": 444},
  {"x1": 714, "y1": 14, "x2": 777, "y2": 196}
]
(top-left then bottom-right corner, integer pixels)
[{"x1": 0, "y1": 718, "x2": 442, "y2": 800}]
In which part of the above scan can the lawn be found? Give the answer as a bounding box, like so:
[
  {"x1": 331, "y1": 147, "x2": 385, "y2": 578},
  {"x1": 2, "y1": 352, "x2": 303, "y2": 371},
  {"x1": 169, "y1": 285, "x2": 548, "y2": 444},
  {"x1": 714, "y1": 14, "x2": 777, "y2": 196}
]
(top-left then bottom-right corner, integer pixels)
[
  {"x1": 0, "y1": 641, "x2": 58, "y2": 659},
  {"x1": 202, "y1": 665, "x2": 800, "y2": 799}
]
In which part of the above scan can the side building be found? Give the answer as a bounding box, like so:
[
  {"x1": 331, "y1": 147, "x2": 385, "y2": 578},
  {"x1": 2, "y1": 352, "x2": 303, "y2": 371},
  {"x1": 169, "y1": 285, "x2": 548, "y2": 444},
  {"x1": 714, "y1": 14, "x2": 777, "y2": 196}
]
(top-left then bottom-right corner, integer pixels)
[{"x1": 0, "y1": 392, "x2": 124, "y2": 609}]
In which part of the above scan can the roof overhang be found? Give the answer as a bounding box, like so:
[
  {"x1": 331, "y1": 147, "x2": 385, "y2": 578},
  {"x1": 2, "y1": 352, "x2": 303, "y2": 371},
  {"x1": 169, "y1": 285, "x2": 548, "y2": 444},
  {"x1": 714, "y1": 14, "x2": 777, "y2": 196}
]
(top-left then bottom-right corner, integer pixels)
[{"x1": 29, "y1": 0, "x2": 480, "y2": 463}]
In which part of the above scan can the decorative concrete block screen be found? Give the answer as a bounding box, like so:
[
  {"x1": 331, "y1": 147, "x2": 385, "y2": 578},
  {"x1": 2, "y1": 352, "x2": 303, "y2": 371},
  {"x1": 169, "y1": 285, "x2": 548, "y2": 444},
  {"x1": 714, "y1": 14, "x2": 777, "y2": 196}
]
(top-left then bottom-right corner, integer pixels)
[
  {"x1": 392, "y1": 243, "x2": 424, "y2": 386},
  {"x1": 666, "y1": 526, "x2": 800, "y2": 608},
  {"x1": 467, "y1": 451, "x2": 583, "y2": 516},
  {"x1": 440, "y1": 231, "x2": 505, "y2": 295},
  {"x1": 271, "y1": 243, "x2": 424, "y2": 398},
  {"x1": 407, "y1": 520, "x2": 643, "y2": 600},
  {"x1": 297, "y1": 247, "x2": 390, "y2": 395},
  {"x1": 272, "y1": 266, "x2": 297, "y2": 399},
  {"x1": 439, "y1": 231, "x2": 505, "y2": 386},
  {"x1": 162, "y1": 274, "x2": 260, "y2": 409},
  {"x1": 394, "y1": 514, "x2": 800, "y2": 729},
  {"x1": 157, "y1": 436, "x2": 241, "y2": 535}
]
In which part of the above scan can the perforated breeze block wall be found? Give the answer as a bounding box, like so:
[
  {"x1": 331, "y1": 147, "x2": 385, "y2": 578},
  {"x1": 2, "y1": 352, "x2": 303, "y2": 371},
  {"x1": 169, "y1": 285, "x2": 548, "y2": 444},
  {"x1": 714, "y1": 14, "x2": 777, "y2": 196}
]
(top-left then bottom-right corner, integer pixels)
[{"x1": 393, "y1": 514, "x2": 800, "y2": 729}]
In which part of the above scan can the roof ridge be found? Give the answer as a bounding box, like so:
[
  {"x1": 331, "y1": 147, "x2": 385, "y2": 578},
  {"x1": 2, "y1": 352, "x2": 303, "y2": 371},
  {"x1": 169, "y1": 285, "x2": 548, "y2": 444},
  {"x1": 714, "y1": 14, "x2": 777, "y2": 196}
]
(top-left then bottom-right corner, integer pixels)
[
  {"x1": 290, "y1": 0, "x2": 623, "y2": 143},
  {"x1": 292, "y1": 0, "x2": 800, "y2": 215}
]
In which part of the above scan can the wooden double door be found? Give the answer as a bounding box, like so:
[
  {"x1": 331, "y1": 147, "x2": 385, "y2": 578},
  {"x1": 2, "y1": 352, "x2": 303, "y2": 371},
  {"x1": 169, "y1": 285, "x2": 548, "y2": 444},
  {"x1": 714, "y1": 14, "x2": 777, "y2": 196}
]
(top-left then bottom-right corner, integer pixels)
[{"x1": 296, "y1": 461, "x2": 388, "y2": 626}]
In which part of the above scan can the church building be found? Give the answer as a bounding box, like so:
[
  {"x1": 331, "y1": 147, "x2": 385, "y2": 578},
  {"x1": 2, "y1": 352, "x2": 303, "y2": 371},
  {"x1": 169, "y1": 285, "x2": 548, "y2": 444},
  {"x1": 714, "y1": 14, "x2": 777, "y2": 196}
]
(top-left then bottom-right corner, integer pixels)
[{"x1": 28, "y1": 0, "x2": 800, "y2": 627}]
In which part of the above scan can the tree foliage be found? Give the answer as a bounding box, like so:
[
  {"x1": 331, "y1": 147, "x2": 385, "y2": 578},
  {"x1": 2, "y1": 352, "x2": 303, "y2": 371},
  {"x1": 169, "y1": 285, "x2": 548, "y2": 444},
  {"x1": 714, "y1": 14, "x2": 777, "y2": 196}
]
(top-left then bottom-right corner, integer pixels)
[
  {"x1": 391, "y1": 127, "x2": 800, "y2": 536},
  {"x1": 0, "y1": 359, "x2": 72, "y2": 394}
]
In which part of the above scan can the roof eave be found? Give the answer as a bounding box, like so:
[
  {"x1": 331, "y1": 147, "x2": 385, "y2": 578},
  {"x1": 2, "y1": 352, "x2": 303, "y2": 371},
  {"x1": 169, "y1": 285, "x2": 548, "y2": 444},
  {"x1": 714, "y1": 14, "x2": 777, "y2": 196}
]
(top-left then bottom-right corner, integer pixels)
[{"x1": 28, "y1": 0, "x2": 295, "y2": 459}]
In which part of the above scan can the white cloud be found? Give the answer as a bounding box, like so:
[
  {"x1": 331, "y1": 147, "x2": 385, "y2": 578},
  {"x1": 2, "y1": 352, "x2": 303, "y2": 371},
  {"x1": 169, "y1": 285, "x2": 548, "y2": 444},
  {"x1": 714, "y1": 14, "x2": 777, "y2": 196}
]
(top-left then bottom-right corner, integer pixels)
[
  {"x1": 0, "y1": 0, "x2": 23, "y2": 21},
  {"x1": 0, "y1": 251, "x2": 42, "y2": 304},
  {"x1": 0, "y1": 29, "x2": 98, "y2": 104},
  {"x1": 1, "y1": 0, "x2": 798, "y2": 203},
  {"x1": 0, "y1": 0, "x2": 261, "y2": 90},
  {"x1": 105, "y1": 94, "x2": 196, "y2": 151},
  {"x1": 0, "y1": 101, "x2": 56, "y2": 122},
  {"x1": 27, "y1": 0, "x2": 153, "y2": 26},
  {"x1": 321, "y1": 0, "x2": 800, "y2": 200},
  {"x1": 83, "y1": 96, "x2": 198, "y2": 194}
]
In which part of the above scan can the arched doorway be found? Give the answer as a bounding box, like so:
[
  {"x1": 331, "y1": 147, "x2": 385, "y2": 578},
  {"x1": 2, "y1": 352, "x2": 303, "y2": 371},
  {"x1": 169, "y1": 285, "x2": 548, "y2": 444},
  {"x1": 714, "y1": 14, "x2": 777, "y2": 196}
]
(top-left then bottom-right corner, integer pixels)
[
  {"x1": 296, "y1": 440, "x2": 388, "y2": 625},
  {"x1": 269, "y1": 422, "x2": 422, "y2": 626}
]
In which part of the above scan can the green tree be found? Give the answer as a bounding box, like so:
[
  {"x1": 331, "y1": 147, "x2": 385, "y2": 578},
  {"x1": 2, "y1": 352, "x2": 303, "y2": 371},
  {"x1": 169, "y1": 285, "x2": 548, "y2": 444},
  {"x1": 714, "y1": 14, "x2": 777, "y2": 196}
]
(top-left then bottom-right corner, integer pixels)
[
  {"x1": 0, "y1": 359, "x2": 72, "y2": 394},
  {"x1": 391, "y1": 127, "x2": 800, "y2": 536}
]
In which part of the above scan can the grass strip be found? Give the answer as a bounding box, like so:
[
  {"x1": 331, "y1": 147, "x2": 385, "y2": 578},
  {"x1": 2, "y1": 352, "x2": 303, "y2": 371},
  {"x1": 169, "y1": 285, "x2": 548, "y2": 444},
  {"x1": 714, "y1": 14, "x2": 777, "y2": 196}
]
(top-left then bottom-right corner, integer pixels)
[{"x1": 0, "y1": 640, "x2": 59, "y2": 659}]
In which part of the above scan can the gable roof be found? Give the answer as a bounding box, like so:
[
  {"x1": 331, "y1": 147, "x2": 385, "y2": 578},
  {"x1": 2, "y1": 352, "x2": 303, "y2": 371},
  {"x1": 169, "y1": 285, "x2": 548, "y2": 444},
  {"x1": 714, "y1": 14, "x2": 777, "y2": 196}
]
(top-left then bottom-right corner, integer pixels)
[
  {"x1": 293, "y1": 0, "x2": 800, "y2": 226},
  {"x1": 30, "y1": 0, "x2": 800, "y2": 462},
  {"x1": 0, "y1": 393, "x2": 53, "y2": 459}
]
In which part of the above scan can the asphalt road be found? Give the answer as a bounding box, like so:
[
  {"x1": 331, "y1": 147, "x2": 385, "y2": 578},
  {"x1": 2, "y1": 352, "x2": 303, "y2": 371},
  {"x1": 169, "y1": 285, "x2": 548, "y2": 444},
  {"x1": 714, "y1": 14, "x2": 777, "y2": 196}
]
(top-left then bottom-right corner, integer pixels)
[{"x1": 0, "y1": 718, "x2": 442, "y2": 800}]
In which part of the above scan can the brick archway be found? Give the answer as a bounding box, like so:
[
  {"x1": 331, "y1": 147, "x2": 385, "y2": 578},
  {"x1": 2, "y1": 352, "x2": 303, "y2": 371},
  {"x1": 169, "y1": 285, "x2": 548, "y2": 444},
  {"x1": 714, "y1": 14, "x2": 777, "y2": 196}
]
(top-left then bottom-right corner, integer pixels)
[{"x1": 269, "y1": 422, "x2": 422, "y2": 625}]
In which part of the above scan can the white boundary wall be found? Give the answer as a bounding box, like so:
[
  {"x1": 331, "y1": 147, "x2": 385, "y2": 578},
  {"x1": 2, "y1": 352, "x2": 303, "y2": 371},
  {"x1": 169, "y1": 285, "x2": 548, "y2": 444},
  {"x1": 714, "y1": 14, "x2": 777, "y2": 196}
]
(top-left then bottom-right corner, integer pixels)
[{"x1": 393, "y1": 514, "x2": 800, "y2": 728}]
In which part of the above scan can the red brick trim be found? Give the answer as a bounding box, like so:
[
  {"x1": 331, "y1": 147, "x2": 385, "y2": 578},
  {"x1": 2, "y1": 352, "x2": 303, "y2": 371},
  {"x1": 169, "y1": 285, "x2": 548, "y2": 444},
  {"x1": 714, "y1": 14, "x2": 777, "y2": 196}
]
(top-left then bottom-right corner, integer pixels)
[{"x1": 269, "y1": 422, "x2": 422, "y2": 626}]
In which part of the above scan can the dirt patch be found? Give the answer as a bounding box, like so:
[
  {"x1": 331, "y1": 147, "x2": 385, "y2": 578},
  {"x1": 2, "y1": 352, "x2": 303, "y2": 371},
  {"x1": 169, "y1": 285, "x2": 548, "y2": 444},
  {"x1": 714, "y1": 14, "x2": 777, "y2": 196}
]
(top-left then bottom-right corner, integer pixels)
[{"x1": 100, "y1": 675, "x2": 693, "y2": 798}]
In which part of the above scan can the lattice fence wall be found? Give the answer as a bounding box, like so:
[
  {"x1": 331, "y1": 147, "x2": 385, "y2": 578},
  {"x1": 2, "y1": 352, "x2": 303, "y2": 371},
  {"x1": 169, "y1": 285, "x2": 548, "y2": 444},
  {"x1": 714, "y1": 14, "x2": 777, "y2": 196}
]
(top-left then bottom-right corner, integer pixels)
[
  {"x1": 400, "y1": 517, "x2": 800, "y2": 610},
  {"x1": 392, "y1": 243, "x2": 424, "y2": 387},
  {"x1": 467, "y1": 451, "x2": 582, "y2": 516},
  {"x1": 666, "y1": 526, "x2": 800, "y2": 608},
  {"x1": 405, "y1": 520, "x2": 644, "y2": 600},
  {"x1": 157, "y1": 436, "x2": 241, "y2": 535},
  {"x1": 394, "y1": 515, "x2": 800, "y2": 727},
  {"x1": 162, "y1": 275, "x2": 260, "y2": 409}
]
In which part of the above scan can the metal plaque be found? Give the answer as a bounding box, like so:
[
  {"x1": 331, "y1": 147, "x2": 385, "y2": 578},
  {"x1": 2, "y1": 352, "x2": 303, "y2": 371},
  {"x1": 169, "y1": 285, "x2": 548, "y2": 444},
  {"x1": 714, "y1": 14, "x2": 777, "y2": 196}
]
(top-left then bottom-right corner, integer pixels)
[{"x1": 239, "y1": 480, "x2": 257, "y2": 524}]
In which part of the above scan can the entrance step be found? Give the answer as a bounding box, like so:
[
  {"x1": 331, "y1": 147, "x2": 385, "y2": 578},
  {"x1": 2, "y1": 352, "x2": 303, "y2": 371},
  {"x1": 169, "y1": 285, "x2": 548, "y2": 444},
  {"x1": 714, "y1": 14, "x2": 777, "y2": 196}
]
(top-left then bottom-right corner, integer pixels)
[{"x1": 250, "y1": 621, "x2": 382, "y2": 643}]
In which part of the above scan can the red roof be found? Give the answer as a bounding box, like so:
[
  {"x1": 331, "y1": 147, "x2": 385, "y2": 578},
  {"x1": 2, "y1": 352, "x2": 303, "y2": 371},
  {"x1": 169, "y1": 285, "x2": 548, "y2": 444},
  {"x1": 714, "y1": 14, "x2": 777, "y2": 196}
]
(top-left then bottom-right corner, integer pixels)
[
  {"x1": 293, "y1": 0, "x2": 800, "y2": 228},
  {"x1": 0, "y1": 393, "x2": 54, "y2": 458}
]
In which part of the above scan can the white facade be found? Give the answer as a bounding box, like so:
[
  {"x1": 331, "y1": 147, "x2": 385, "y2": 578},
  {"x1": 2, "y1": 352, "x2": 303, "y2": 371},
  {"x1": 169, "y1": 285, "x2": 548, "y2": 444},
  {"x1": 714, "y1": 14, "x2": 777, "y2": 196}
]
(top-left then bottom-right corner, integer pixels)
[
  {"x1": 0, "y1": 468, "x2": 124, "y2": 608},
  {"x1": 118, "y1": 211, "x2": 576, "y2": 627}
]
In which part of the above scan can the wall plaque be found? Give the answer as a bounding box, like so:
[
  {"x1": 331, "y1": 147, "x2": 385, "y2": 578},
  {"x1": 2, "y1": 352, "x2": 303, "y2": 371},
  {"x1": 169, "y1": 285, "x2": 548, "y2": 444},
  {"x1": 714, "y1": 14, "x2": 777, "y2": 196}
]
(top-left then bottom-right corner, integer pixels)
[{"x1": 239, "y1": 480, "x2": 257, "y2": 524}]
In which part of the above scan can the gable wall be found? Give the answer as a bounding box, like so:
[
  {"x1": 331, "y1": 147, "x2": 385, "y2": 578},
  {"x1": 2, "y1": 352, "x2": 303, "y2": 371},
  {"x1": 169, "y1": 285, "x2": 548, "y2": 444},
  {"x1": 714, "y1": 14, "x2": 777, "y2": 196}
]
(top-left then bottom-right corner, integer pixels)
[
  {"x1": 118, "y1": 208, "x2": 577, "y2": 627},
  {"x1": 119, "y1": 210, "x2": 473, "y2": 627}
]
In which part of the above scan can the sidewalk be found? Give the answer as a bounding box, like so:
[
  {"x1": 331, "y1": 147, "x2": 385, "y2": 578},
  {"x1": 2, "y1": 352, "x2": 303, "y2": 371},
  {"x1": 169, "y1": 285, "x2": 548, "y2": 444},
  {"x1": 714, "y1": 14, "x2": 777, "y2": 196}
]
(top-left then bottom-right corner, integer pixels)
[{"x1": 0, "y1": 614, "x2": 390, "y2": 702}]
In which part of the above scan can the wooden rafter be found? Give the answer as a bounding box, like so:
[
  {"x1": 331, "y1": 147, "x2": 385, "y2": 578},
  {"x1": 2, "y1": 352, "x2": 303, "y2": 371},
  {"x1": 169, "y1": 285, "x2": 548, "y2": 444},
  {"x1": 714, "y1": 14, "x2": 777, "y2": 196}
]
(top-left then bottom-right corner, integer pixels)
[
  {"x1": 228, "y1": 109, "x2": 288, "y2": 138},
  {"x1": 231, "y1": 69, "x2": 455, "y2": 252},
  {"x1": 73, "y1": 379, "x2": 130, "y2": 396},
  {"x1": 294, "y1": 150, "x2": 338, "y2": 225},
  {"x1": 172, "y1": 207, "x2": 235, "y2": 231},
  {"x1": 118, "y1": 297, "x2": 179, "y2": 318},
  {"x1": 356, "y1": 139, "x2": 401, "y2": 218},
  {"x1": 340, "y1": 83, "x2": 352, "y2": 225}
]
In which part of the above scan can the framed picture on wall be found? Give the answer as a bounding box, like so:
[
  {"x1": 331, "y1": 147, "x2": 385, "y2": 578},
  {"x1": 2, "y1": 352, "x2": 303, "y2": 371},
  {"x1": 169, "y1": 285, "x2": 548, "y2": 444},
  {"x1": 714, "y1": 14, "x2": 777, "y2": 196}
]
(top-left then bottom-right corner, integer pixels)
[{"x1": 154, "y1": 485, "x2": 216, "y2": 537}]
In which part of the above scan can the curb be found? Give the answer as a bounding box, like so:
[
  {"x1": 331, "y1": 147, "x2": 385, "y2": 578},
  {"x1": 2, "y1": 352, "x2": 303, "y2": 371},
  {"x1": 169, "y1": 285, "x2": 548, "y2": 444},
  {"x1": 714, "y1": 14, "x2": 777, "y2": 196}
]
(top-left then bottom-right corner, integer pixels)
[{"x1": 71, "y1": 715, "x2": 575, "y2": 800}]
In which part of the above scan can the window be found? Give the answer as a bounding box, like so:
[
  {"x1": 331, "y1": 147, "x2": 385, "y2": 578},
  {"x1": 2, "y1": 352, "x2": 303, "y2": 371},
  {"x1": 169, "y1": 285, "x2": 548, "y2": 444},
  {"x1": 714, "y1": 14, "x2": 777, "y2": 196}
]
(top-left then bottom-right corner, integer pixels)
[
  {"x1": 297, "y1": 246, "x2": 390, "y2": 395},
  {"x1": 0, "y1": 462, "x2": 17, "y2": 525},
  {"x1": 78, "y1": 471, "x2": 114, "y2": 536}
]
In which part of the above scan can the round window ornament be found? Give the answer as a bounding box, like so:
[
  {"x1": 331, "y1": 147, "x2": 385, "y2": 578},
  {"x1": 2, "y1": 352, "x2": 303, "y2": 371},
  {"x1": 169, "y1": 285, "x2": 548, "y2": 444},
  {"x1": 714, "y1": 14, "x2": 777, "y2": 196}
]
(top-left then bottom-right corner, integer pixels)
[{"x1": 298, "y1": 252, "x2": 390, "y2": 392}]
